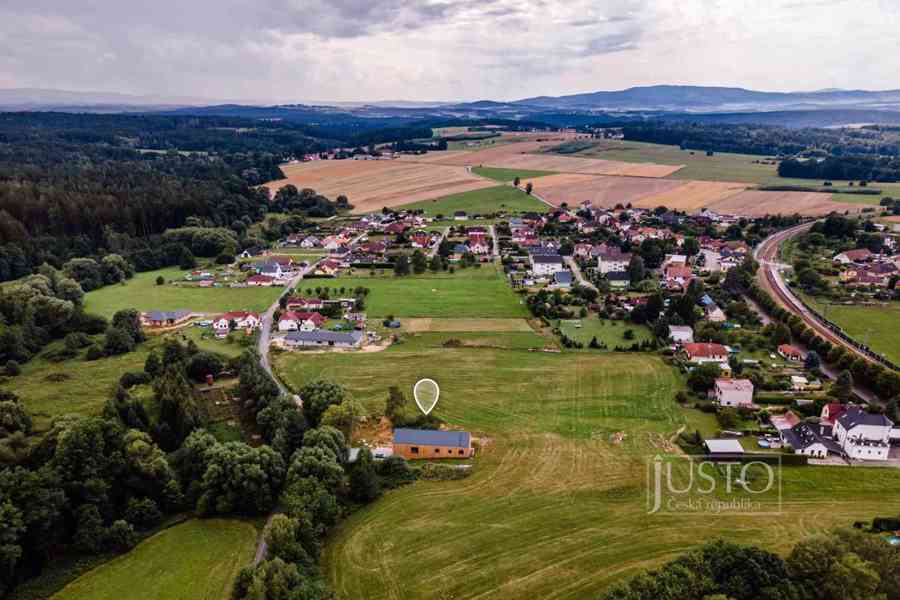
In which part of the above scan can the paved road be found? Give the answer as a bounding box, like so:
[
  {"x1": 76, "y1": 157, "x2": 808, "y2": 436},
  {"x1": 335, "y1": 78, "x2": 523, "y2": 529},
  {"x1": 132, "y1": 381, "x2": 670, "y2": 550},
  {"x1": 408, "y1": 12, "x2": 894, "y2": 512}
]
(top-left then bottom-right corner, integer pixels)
[
  {"x1": 564, "y1": 256, "x2": 597, "y2": 290},
  {"x1": 488, "y1": 225, "x2": 500, "y2": 259},
  {"x1": 428, "y1": 227, "x2": 449, "y2": 259},
  {"x1": 256, "y1": 259, "x2": 322, "y2": 401}
]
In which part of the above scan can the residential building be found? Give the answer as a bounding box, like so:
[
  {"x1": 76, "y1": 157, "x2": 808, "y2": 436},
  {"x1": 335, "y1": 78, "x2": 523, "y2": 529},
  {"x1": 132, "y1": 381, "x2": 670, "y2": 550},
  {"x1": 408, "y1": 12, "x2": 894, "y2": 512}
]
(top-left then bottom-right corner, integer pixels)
[
  {"x1": 606, "y1": 271, "x2": 630, "y2": 290},
  {"x1": 597, "y1": 249, "x2": 632, "y2": 274},
  {"x1": 778, "y1": 344, "x2": 803, "y2": 361},
  {"x1": 683, "y1": 343, "x2": 728, "y2": 364},
  {"x1": 278, "y1": 311, "x2": 326, "y2": 332},
  {"x1": 713, "y1": 378, "x2": 754, "y2": 407},
  {"x1": 833, "y1": 407, "x2": 894, "y2": 461},
  {"x1": 284, "y1": 330, "x2": 363, "y2": 348},
  {"x1": 668, "y1": 325, "x2": 694, "y2": 344},
  {"x1": 530, "y1": 254, "x2": 565, "y2": 276},
  {"x1": 833, "y1": 248, "x2": 873, "y2": 264},
  {"x1": 552, "y1": 270, "x2": 573, "y2": 289},
  {"x1": 392, "y1": 428, "x2": 474, "y2": 460},
  {"x1": 142, "y1": 309, "x2": 192, "y2": 328},
  {"x1": 212, "y1": 311, "x2": 260, "y2": 336}
]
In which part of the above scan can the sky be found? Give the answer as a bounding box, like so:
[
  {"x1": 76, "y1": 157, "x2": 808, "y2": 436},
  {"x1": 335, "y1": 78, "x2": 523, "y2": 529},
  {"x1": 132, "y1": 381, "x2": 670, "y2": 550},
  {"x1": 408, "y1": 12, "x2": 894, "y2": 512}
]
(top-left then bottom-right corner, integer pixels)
[{"x1": 1, "y1": 0, "x2": 899, "y2": 103}]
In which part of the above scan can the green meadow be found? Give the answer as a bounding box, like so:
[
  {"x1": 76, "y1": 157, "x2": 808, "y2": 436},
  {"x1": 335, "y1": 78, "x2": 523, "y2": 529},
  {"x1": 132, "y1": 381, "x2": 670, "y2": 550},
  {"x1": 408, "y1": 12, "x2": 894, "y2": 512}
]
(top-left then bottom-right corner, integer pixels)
[{"x1": 402, "y1": 185, "x2": 550, "y2": 216}]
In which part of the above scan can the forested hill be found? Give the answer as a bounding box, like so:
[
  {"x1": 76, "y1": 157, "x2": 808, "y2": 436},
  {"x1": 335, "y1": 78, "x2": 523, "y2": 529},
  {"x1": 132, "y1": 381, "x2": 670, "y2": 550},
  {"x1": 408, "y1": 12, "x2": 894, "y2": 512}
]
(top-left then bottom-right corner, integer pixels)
[{"x1": 0, "y1": 112, "x2": 329, "y2": 281}]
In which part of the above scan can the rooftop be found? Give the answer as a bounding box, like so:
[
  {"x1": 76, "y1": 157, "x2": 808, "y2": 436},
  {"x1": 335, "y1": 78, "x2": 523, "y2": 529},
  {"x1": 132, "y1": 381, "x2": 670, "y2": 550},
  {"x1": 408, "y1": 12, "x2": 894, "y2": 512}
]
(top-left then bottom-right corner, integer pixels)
[{"x1": 394, "y1": 428, "x2": 471, "y2": 448}]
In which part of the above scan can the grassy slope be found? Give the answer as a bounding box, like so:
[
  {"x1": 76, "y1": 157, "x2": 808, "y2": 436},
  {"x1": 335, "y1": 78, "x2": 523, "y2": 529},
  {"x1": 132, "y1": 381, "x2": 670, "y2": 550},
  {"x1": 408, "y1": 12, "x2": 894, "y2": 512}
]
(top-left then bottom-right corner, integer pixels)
[
  {"x1": 273, "y1": 342, "x2": 900, "y2": 600},
  {"x1": 472, "y1": 166, "x2": 557, "y2": 182},
  {"x1": 568, "y1": 139, "x2": 897, "y2": 205},
  {"x1": 301, "y1": 265, "x2": 530, "y2": 319},
  {"x1": 401, "y1": 186, "x2": 549, "y2": 216},
  {"x1": 801, "y1": 295, "x2": 900, "y2": 363},
  {"x1": 84, "y1": 267, "x2": 283, "y2": 319},
  {"x1": 52, "y1": 519, "x2": 256, "y2": 600}
]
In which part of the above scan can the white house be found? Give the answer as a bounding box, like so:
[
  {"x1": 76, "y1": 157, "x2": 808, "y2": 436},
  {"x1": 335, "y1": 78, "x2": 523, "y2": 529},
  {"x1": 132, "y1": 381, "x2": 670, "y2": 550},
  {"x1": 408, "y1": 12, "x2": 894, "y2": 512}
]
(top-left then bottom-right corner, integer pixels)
[
  {"x1": 597, "y1": 250, "x2": 631, "y2": 274},
  {"x1": 278, "y1": 311, "x2": 326, "y2": 332},
  {"x1": 782, "y1": 423, "x2": 839, "y2": 458},
  {"x1": 833, "y1": 407, "x2": 894, "y2": 461},
  {"x1": 530, "y1": 254, "x2": 565, "y2": 277},
  {"x1": 668, "y1": 325, "x2": 694, "y2": 344},
  {"x1": 212, "y1": 311, "x2": 260, "y2": 337},
  {"x1": 713, "y1": 378, "x2": 754, "y2": 407},
  {"x1": 683, "y1": 343, "x2": 729, "y2": 364}
]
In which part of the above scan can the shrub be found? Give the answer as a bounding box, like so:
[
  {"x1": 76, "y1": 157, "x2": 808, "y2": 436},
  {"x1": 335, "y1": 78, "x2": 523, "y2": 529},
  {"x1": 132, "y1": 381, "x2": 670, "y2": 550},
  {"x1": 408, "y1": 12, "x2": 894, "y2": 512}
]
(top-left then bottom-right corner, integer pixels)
[
  {"x1": 125, "y1": 497, "x2": 162, "y2": 529},
  {"x1": 156, "y1": 275, "x2": 165, "y2": 286},
  {"x1": 105, "y1": 520, "x2": 137, "y2": 553},
  {"x1": 85, "y1": 344, "x2": 105, "y2": 361},
  {"x1": 119, "y1": 371, "x2": 152, "y2": 389},
  {"x1": 4, "y1": 360, "x2": 21, "y2": 377}
]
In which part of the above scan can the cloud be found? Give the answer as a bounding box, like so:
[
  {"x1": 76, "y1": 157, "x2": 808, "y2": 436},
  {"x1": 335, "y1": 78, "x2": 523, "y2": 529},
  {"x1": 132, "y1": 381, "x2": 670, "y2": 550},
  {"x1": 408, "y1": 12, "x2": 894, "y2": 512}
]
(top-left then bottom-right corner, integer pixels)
[{"x1": 0, "y1": 0, "x2": 897, "y2": 102}]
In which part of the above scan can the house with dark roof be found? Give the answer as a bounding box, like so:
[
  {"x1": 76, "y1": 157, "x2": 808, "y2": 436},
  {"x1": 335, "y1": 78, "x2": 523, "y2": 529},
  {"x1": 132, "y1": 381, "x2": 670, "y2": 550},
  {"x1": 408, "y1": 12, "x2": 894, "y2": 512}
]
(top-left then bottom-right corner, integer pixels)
[
  {"x1": 605, "y1": 270, "x2": 630, "y2": 290},
  {"x1": 781, "y1": 422, "x2": 842, "y2": 458},
  {"x1": 392, "y1": 428, "x2": 474, "y2": 460},
  {"x1": 284, "y1": 330, "x2": 363, "y2": 349},
  {"x1": 552, "y1": 270, "x2": 573, "y2": 289},
  {"x1": 833, "y1": 407, "x2": 894, "y2": 461},
  {"x1": 142, "y1": 309, "x2": 192, "y2": 328}
]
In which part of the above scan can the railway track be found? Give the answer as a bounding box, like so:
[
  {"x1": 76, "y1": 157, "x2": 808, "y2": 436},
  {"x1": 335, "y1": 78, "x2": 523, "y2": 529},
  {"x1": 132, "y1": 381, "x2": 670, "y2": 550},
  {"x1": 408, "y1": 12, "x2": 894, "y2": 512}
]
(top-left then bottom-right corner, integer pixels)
[{"x1": 754, "y1": 222, "x2": 891, "y2": 369}]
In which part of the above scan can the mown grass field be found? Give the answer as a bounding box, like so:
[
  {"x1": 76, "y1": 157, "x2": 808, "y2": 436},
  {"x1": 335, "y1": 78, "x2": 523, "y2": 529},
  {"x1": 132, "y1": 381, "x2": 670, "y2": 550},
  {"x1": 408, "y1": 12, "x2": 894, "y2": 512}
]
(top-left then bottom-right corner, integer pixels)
[
  {"x1": 472, "y1": 166, "x2": 557, "y2": 182},
  {"x1": 271, "y1": 342, "x2": 900, "y2": 600},
  {"x1": 314, "y1": 265, "x2": 529, "y2": 319},
  {"x1": 801, "y1": 295, "x2": 900, "y2": 363},
  {"x1": 557, "y1": 317, "x2": 655, "y2": 350},
  {"x1": 52, "y1": 519, "x2": 256, "y2": 600},
  {"x1": 401, "y1": 185, "x2": 550, "y2": 216},
  {"x1": 84, "y1": 267, "x2": 283, "y2": 318}
]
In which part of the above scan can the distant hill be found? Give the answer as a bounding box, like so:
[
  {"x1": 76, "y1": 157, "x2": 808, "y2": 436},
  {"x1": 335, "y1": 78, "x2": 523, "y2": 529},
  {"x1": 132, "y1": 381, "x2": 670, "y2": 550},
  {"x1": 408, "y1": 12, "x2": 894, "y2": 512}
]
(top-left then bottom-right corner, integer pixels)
[{"x1": 511, "y1": 85, "x2": 900, "y2": 112}]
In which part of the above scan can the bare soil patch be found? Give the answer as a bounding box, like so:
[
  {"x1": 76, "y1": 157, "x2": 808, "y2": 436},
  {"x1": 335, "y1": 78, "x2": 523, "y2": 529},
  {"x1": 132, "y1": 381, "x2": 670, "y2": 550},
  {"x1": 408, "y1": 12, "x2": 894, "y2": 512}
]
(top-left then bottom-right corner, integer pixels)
[{"x1": 403, "y1": 318, "x2": 534, "y2": 333}]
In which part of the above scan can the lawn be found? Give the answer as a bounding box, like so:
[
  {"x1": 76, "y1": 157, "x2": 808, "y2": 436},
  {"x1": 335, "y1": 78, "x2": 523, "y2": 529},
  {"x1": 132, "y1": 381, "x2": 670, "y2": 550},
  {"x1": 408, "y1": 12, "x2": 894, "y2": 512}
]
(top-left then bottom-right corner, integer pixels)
[
  {"x1": 52, "y1": 519, "x2": 256, "y2": 600},
  {"x1": 84, "y1": 267, "x2": 283, "y2": 318},
  {"x1": 558, "y1": 317, "x2": 655, "y2": 350},
  {"x1": 801, "y1": 295, "x2": 900, "y2": 364},
  {"x1": 401, "y1": 185, "x2": 550, "y2": 216},
  {"x1": 472, "y1": 166, "x2": 557, "y2": 183},
  {"x1": 270, "y1": 343, "x2": 900, "y2": 600},
  {"x1": 297, "y1": 264, "x2": 529, "y2": 319}
]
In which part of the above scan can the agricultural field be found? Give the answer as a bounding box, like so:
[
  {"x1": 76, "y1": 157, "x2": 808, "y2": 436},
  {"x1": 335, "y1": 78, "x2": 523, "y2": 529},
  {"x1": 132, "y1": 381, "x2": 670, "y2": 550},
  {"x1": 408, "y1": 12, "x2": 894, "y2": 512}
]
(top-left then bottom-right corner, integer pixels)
[
  {"x1": 268, "y1": 160, "x2": 495, "y2": 213},
  {"x1": 271, "y1": 344, "x2": 900, "y2": 600},
  {"x1": 84, "y1": 267, "x2": 282, "y2": 318},
  {"x1": 471, "y1": 166, "x2": 557, "y2": 182},
  {"x1": 524, "y1": 173, "x2": 870, "y2": 216},
  {"x1": 801, "y1": 296, "x2": 900, "y2": 364},
  {"x1": 559, "y1": 138, "x2": 900, "y2": 206},
  {"x1": 401, "y1": 185, "x2": 550, "y2": 215},
  {"x1": 52, "y1": 519, "x2": 256, "y2": 600},
  {"x1": 302, "y1": 265, "x2": 529, "y2": 319}
]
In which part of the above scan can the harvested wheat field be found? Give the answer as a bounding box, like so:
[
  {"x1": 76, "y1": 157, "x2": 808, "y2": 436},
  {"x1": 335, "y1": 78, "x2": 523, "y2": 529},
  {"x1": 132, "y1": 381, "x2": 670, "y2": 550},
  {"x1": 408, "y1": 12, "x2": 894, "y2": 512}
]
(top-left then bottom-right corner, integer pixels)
[
  {"x1": 524, "y1": 173, "x2": 685, "y2": 208},
  {"x1": 711, "y1": 190, "x2": 867, "y2": 216},
  {"x1": 266, "y1": 160, "x2": 495, "y2": 213},
  {"x1": 636, "y1": 180, "x2": 749, "y2": 211},
  {"x1": 399, "y1": 140, "x2": 682, "y2": 177},
  {"x1": 402, "y1": 318, "x2": 535, "y2": 333},
  {"x1": 485, "y1": 153, "x2": 683, "y2": 178}
]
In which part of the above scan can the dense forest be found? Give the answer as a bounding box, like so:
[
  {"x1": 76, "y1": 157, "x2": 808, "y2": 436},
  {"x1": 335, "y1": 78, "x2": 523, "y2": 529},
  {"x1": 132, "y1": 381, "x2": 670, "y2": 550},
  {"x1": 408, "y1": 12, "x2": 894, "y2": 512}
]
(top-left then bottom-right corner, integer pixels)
[
  {"x1": 621, "y1": 122, "x2": 900, "y2": 157},
  {"x1": 0, "y1": 113, "x2": 354, "y2": 282},
  {"x1": 779, "y1": 155, "x2": 900, "y2": 182}
]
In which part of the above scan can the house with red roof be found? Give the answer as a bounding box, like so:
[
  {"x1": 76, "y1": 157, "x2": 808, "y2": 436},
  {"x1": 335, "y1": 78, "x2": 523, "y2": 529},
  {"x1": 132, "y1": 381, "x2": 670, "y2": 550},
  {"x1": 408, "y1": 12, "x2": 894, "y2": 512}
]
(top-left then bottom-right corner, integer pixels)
[
  {"x1": 247, "y1": 274, "x2": 276, "y2": 287},
  {"x1": 278, "y1": 311, "x2": 326, "y2": 332},
  {"x1": 212, "y1": 311, "x2": 260, "y2": 336},
  {"x1": 664, "y1": 264, "x2": 695, "y2": 290},
  {"x1": 683, "y1": 343, "x2": 729, "y2": 364},
  {"x1": 286, "y1": 297, "x2": 324, "y2": 311},
  {"x1": 777, "y1": 344, "x2": 803, "y2": 361}
]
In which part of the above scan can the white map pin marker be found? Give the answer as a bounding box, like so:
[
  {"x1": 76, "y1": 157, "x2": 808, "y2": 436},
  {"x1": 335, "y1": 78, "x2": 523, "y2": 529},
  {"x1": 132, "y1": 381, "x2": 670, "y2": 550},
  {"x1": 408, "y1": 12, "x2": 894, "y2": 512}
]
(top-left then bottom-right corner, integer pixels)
[{"x1": 413, "y1": 378, "x2": 440, "y2": 415}]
